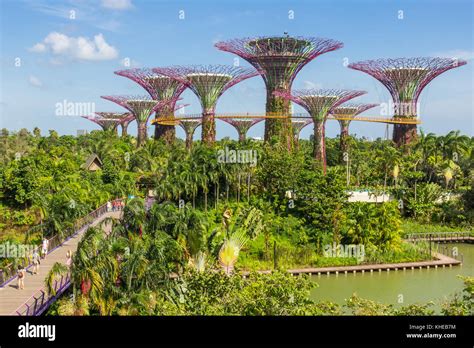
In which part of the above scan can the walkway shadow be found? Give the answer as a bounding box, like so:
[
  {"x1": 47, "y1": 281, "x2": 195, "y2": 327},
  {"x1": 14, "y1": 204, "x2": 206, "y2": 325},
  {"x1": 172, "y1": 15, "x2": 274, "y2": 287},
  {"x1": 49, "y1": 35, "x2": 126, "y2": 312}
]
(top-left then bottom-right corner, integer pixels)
[{"x1": 8, "y1": 284, "x2": 19, "y2": 289}]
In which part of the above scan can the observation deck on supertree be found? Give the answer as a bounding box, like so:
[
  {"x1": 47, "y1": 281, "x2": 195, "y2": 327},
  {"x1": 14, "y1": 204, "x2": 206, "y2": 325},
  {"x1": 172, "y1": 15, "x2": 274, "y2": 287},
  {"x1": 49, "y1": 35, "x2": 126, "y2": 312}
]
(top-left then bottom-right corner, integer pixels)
[
  {"x1": 331, "y1": 103, "x2": 378, "y2": 160},
  {"x1": 101, "y1": 95, "x2": 176, "y2": 147},
  {"x1": 114, "y1": 68, "x2": 187, "y2": 144},
  {"x1": 215, "y1": 36, "x2": 343, "y2": 147},
  {"x1": 220, "y1": 118, "x2": 263, "y2": 142},
  {"x1": 275, "y1": 89, "x2": 366, "y2": 173},
  {"x1": 348, "y1": 57, "x2": 466, "y2": 146},
  {"x1": 152, "y1": 65, "x2": 258, "y2": 146}
]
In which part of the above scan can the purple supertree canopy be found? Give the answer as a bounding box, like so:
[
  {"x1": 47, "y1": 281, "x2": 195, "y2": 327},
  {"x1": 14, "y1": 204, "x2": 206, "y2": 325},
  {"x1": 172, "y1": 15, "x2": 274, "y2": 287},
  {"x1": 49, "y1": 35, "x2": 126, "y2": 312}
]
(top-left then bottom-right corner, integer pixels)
[
  {"x1": 100, "y1": 95, "x2": 175, "y2": 123},
  {"x1": 331, "y1": 103, "x2": 379, "y2": 120},
  {"x1": 179, "y1": 119, "x2": 202, "y2": 134},
  {"x1": 117, "y1": 113, "x2": 135, "y2": 126},
  {"x1": 81, "y1": 115, "x2": 119, "y2": 131},
  {"x1": 291, "y1": 118, "x2": 313, "y2": 136},
  {"x1": 220, "y1": 118, "x2": 263, "y2": 141},
  {"x1": 152, "y1": 65, "x2": 259, "y2": 112},
  {"x1": 348, "y1": 57, "x2": 467, "y2": 116},
  {"x1": 114, "y1": 68, "x2": 187, "y2": 107},
  {"x1": 274, "y1": 89, "x2": 367, "y2": 120},
  {"x1": 82, "y1": 112, "x2": 131, "y2": 131},
  {"x1": 215, "y1": 36, "x2": 343, "y2": 90}
]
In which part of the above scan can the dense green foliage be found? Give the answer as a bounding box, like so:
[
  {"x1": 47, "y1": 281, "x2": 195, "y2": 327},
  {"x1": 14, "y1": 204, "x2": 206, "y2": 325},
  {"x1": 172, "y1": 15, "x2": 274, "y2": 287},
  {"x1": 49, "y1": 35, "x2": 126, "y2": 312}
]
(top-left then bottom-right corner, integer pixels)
[{"x1": 1, "y1": 126, "x2": 473, "y2": 316}]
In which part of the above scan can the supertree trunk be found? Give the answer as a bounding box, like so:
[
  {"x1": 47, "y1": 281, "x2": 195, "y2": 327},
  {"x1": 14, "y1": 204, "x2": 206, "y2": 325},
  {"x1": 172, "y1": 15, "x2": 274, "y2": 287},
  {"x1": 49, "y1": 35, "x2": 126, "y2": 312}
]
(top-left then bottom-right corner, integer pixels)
[
  {"x1": 238, "y1": 130, "x2": 246, "y2": 142},
  {"x1": 313, "y1": 119, "x2": 327, "y2": 173},
  {"x1": 185, "y1": 133, "x2": 194, "y2": 150},
  {"x1": 265, "y1": 93, "x2": 294, "y2": 150},
  {"x1": 121, "y1": 124, "x2": 129, "y2": 137},
  {"x1": 137, "y1": 122, "x2": 148, "y2": 147},
  {"x1": 393, "y1": 123, "x2": 417, "y2": 147},
  {"x1": 154, "y1": 107, "x2": 176, "y2": 144},
  {"x1": 202, "y1": 108, "x2": 216, "y2": 145},
  {"x1": 339, "y1": 122, "x2": 350, "y2": 163}
]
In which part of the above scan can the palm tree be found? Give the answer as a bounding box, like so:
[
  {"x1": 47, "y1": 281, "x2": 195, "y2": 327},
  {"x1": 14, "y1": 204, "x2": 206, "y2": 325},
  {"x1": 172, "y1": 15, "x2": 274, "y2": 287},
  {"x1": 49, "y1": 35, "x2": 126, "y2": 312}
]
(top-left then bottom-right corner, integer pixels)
[{"x1": 45, "y1": 262, "x2": 69, "y2": 296}]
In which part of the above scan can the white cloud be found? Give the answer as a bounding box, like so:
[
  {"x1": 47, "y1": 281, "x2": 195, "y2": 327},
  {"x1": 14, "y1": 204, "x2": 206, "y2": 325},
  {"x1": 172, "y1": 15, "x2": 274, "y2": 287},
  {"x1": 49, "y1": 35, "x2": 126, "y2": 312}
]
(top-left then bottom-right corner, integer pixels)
[
  {"x1": 435, "y1": 49, "x2": 474, "y2": 61},
  {"x1": 101, "y1": 0, "x2": 133, "y2": 10},
  {"x1": 303, "y1": 81, "x2": 322, "y2": 90},
  {"x1": 31, "y1": 32, "x2": 119, "y2": 61},
  {"x1": 29, "y1": 43, "x2": 46, "y2": 53},
  {"x1": 29, "y1": 75, "x2": 43, "y2": 87}
]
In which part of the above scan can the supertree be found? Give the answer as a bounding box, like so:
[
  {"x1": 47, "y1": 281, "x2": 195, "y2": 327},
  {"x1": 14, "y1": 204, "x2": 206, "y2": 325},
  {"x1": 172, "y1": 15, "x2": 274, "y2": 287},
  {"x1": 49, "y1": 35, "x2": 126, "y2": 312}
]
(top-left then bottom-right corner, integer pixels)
[
  {"x1": 101, "y1": 95, "x2": 176, "y2": 147},
  {"x1": 291, "y1": 118, "x2": 313, "y2": 148},
  {"x1": 220, "y1": 118, "x2": 263, "y2": 142},
  {"x1": 82, "y1": 113, "x2": 123, "y2": 134},
  {"x1": 215, "y1": 36, "x2": 343, "y2": 147},
  {"x1": 331, "y1": 103, "x2": 378, "y2": 160},
  {"x1": 114, "y1": 68, "x2": 187, "y2": 144},
  {"x1": 348, "y1": 57, "x2": 467, "y2": 146},
  {"x1": 275, "y1": 89, "x2": 366, "y2": 173},
  {"x1": 178, "y1": 119, "x2": 202, "y2": 150},
  {"x1": 117, "y1": 113, "x2": 135, "y2": 137},
  {"x1": 152, "y1": 65, "x2": 258, "y2": 146}
]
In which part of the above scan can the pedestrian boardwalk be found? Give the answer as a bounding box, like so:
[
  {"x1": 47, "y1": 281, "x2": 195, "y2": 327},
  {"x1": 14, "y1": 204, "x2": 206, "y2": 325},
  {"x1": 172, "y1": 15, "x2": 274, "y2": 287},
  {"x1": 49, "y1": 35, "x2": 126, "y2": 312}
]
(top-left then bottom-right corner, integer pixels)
[
  {"x1": 0, "y1": 210, "x2": 121, "y2": 315},
  {"x1": 241, "y1": 252, "x2": 461, "y2": 277}
]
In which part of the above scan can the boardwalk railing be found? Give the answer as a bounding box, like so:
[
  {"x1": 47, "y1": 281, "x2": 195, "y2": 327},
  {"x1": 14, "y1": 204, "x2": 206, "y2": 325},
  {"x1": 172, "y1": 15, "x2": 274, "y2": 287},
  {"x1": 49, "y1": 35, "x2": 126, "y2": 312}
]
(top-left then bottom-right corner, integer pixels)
[
  {"x1": 0, "y1": 199, "x2": 123, "y2": 287},
  {"x1": 405, "y1": 232, "x2": 473, "y2": 241},
  {"x1": 15, "y1": 273, "x2": 71, "y2": 316}
]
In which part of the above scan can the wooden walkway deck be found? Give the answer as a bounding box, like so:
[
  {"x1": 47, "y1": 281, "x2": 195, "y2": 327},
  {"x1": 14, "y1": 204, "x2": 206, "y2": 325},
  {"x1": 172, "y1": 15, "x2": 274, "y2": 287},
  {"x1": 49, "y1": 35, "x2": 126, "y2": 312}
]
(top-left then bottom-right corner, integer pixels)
[
  {"x1": 405, "y1": 236, "x2": 474, "y2": 243},
  {"x1": 241, "y1": 252, "x2": 461, "y2": 277},
  {"x1": 0, "y1": 211, "x2": 121, "y2": 315}
]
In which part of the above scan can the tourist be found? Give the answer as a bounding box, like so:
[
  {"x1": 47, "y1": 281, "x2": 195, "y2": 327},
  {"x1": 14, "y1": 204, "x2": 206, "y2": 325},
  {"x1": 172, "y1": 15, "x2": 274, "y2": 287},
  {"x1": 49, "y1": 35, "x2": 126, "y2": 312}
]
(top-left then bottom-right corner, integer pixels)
[
  {"x1": 66, "y1": 250, "x2": 72, "y2": 268},
  {"x1": 32, "y1": 249, "x2": 40, "y2": 275},
  {"x1": 17, "y1": 265, "x2": 25, "y2": 290},
  {"x1": 41, "y1": 238, "x2": 49, "y2": 259},
  {"x1": 107, "y1": 201, "x2": 112, "y2": 212}
]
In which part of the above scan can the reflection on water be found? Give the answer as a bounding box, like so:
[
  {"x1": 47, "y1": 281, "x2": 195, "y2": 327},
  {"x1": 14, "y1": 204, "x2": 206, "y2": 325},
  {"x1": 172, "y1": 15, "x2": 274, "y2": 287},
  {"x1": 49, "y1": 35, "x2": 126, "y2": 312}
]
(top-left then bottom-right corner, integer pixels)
[{"x1": 310, "y1": 243, "x2": 474, "y2": 310}]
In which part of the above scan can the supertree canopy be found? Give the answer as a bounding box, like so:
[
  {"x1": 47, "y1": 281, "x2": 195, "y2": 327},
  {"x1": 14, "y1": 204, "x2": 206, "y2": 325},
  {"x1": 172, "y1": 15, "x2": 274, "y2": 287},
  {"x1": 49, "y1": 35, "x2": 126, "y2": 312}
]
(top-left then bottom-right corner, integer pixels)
[
  {"x1": 220, "y1": 118, "x2": 263, "y2": 142},
  {"x1": 153, "y1": 65, "x2": 258, "y2": 146},
  {"x1": 82, "y1": 113, "x2": 123, "y2": 133},
  {"x1": 275, "y1": 89, "x2": 366, "y2": 173},
  {"x1": 348, "y1": 57, "x2": 467, "y2": 146},
  {"x1": 291, "y1": 118, "x2": 313, "y2": 146},
  {"x1": 101, "y1": 95, "x2": 175, "y2": 147},
  {"x1": 331, "y1": 103, "x2": 378, "y2": 160},
  {"x1": 114, "y1": 68, "x2": 187, "y2": 143},
  {"x1": 178, "y1": 119, "x2": 202, "y2": 150},
  {"x1": 215, "y1": 36, "x2": 343, "y2": 146},
  {"x1": 117, "y1": 113, "x2": 135, "y2": 137}
]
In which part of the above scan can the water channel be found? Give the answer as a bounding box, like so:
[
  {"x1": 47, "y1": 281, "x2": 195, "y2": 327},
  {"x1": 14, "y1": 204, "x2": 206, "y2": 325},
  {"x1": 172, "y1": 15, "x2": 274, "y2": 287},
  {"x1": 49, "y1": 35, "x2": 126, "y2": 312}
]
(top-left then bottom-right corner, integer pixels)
[{"x1": 310, "y1": 243, "x2": 473, "y2": 310}]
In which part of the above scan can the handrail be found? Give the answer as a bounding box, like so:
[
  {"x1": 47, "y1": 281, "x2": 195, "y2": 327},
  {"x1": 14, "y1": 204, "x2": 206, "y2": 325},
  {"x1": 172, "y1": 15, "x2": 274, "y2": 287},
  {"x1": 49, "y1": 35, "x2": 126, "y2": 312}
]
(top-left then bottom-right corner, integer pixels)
[
  {"x1": 12, "y1": 199, "x2": 124, "y2": 316},
  {"x1": 0, "y1": 199, "x2": 123, "y2": 287},
  {"x1": 14, "y1": 273, "x2": 71, "y2": 316},
  {"x1": 405, "y1": 232, "x2": 472, "y2": 240},
  {"x1": 153, "y1": 113, "x2": 422, "y2": 125}
]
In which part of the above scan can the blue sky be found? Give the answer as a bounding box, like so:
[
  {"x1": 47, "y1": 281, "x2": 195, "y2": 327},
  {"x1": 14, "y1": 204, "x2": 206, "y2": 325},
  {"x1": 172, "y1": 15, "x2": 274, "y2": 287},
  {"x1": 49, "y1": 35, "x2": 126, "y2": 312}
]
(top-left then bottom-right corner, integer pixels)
[{"x1": 0, "y1": 0, "x2": 472, "y2": 140}]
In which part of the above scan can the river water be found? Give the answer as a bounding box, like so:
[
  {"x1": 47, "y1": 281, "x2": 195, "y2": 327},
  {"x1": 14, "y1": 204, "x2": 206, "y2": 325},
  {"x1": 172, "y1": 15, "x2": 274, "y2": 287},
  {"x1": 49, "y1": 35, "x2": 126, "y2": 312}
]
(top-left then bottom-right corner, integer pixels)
[{"x1": 310, "y1": 243, "x2": 473, "y2": 310}]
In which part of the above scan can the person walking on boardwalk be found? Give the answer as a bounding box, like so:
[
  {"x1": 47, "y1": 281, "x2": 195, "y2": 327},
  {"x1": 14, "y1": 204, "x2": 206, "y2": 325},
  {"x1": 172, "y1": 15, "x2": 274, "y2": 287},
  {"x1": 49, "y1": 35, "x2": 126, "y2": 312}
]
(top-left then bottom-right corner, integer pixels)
[
  {"x1": 17, "y1": 265, "x2": 25, "y2": 290},
  {"x1": 32, "y1": 249, "x2": 40, "y2": 274},
  {"x1": 41, "y1": 237, "x2": 49, "y2": 259},
  {"x1": 66, "y1": 250, "x2": 72, "y2": 268}
]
